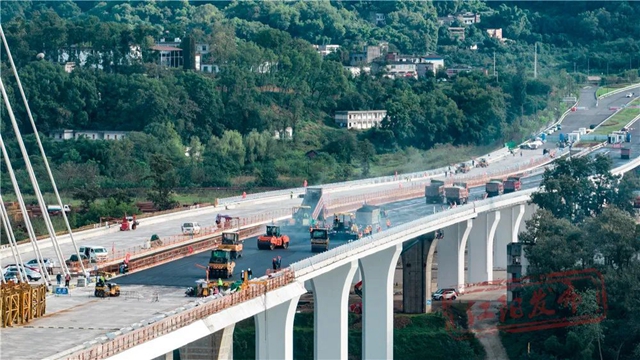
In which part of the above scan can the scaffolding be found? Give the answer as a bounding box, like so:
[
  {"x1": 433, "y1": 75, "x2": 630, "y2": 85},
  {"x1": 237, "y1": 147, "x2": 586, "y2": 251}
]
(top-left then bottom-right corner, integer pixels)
[{"x1": 0, "y1": 282, "x2": 47, "y2": 327}]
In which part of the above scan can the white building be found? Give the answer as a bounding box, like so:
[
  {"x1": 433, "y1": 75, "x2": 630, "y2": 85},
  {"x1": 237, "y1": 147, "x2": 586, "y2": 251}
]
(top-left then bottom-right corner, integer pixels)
[
  {"x1": 381, "y1": 53, "x2": 445, "y2": 77},
  {"x1": 314, "y1": 45, "x2": 340, "y2": 57},
  {"x1": 49, "y1": 130, "x2": 128, "y2": 141},
  {"x1": 334, "y1": 110, "x2": 387, "y2": 130}
]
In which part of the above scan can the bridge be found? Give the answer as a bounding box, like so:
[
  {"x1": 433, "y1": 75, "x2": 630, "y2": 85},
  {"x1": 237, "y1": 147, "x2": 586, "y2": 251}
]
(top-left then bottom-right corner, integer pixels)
[{"x1": 1, "y1": 25, "x2": 639, "y2": 359}]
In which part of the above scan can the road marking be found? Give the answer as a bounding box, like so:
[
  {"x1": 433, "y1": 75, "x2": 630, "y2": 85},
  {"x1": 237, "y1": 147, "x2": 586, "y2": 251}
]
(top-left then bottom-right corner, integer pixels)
[{"x1": 23, "y1": 325, "x2": 118, "y2": 331}]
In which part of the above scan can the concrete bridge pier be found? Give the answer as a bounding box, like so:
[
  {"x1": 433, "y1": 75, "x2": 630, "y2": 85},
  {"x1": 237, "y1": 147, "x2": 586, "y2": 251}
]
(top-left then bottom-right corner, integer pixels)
[
  {"x1": 494, "y1": 204, "x2": 535, "y2": 269},
  {"x1": 468, "y1": 211, "x2": 501, "y2": 284},
  {"x1": 438, "y1": 219, "x2": 473, "y2": 292},
  {"x1": 177, "y1": 325, "x2": 235, "y2": 360},
  {"x1": 255, "y1": 296, "x2": 300, "y2": 360},
  {"x1": 494, "y1": 204, "x2": 525, "y2": 269},
  {"x1": 310, "y1": 261, "x2": 358, "y2": 360},
  {"x1": 359, "y1": 243, "x2": 402, "y2": 360},
  {"x1": 401, "y1": 233, "x2": 439, "y2": 313}
]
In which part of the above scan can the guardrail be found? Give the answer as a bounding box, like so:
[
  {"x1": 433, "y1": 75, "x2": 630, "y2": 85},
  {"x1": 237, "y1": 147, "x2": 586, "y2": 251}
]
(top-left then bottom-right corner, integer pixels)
[
  {"x1": 597, "y1": 82, "x2": 640, "y2": 100},
  {"x1": 67, "y1": 270, "x2": 295, "y2": 360}
]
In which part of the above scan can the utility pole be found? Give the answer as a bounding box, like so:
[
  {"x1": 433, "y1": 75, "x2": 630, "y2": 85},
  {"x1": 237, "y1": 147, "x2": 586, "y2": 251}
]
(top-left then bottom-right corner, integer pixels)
[{"x1": 534, "y1": 42, "x2": 537, "y2": 79}]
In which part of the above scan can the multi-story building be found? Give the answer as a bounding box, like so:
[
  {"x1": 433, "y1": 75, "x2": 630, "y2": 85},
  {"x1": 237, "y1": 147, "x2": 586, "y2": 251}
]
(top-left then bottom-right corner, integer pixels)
[
  {"x1": 486, "y1": 29, "x2": 504, "y2": 42},
  {"x1": 459, "y1": 12, "x2": 481, "y2": 25},
  {"x1": 349, "y1": 43, "x2": 388, "y2": 66},
  {"x1": 380, "y1": 53, "x2": 445, "y2": 77},
  {"x1": 334, "y1": 110, "x2": 387, "y2": 130},
  {"x1": 49, "y1": 130, "x2": 129, "y2": 141}
]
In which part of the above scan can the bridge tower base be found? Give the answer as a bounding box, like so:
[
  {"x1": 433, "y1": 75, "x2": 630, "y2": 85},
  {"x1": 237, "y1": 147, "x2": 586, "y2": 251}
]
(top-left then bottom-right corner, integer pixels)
[
  {"x1": 401, "y1": 233, "x2": 438, "y2": 313},
  {"x1": 468, "y1": 211, "x2": 501, "y2": 284}
]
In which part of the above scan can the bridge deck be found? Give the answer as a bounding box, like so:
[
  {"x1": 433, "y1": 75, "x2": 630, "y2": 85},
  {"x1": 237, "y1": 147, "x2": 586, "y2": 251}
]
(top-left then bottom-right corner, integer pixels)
[{"x1": 0, "y1": 284, "x2": 187, "y2": 360}]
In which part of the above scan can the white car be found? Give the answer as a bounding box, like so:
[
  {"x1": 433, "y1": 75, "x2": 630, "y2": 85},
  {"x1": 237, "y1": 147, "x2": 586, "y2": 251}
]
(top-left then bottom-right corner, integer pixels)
[
  {"x1": 627, "y1": 92, "x2": 634, "y2": 98},
  {"x1": 432, "y1": 288, "x2": 459, "y2": 301},
  {"x1": 182, "y1": 222, "x2": 201, "y2": 235}
]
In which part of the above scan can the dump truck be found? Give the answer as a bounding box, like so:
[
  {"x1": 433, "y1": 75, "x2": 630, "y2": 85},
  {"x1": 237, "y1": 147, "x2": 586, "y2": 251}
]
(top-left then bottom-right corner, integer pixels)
[
  {"x1": 425, "y1": 180, "x2": 446, "y2": 204},
  {"x1": 504, "y1": 176, "x2": 522, "y2": 193},
  {"x1": 485, "y1": 179, "x2": 504, "y2": 198},
  {"x1": 330, "y1": 213, "x2": 360, "y2": 241},
  {"x1": 257, "y1": 225, "x2": 290, "y2": 250},
  {"x1": 477, "y1": 158, "x2": 488, "y2": 168},
  {"x1": 219, "y1": 232, "x2": 243, "y2": 259},
  {"x1": 445, "y1": 182, "x2": 469, "y2": 205},
  {"x1": 208, "y1": 249, "x2": 235, "y2": 279},
  {"x1": 310, "y1": 228, "x2": 330, "y2": 252}
]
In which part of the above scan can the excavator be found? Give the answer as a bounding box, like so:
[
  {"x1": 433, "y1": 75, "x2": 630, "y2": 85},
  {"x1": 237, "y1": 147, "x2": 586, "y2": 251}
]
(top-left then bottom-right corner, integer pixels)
[
  {"x1": 219, "y1": 232, "x2": 243, "y2": 259},
  {"x1": 310, "y1": 228, "x2": 330, "y2": 252},
  {"x1": 329, "y1": 213, "x2": 360, "y2": 241},
  {"x1": 257, "y1": 225, "x2": 290, "y2": 250}
]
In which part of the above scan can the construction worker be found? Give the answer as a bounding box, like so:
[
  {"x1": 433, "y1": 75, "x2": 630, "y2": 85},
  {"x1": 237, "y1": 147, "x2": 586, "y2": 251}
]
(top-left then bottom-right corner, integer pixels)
[
  {"x1": 248, "y1": 268, "x2": 253, "y2": 279},
  {"x1": 272, "y1": 258, "x2": 277, "y2": 270},
  {"x1": 56, "y1": 272, "x2": 62, "y2": 285},
  {"x1": 217, "y1": 278, "x2": 223, "y2": 292},
  {"x1": 241, "y1": 270, "x2": 245, "y2": 281},
  {"x1": 276, "y1": 256, "x2": 282, "y2": 270},
  {"x1": 386, "y1": 219, "x2": 391, "y2": 228},
  {"x1": 64, "y1": 273, "x2": 71, "y2": 287},
  {"x1": 290, "y1": 191, "x2": 293, "y2": 199}
]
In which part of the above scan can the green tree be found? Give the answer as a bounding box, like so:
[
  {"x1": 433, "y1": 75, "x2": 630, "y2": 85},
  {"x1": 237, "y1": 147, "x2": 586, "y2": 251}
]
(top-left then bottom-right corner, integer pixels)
[{"x1": 146, "y1": 154, "x2": 179, "y2": 210}]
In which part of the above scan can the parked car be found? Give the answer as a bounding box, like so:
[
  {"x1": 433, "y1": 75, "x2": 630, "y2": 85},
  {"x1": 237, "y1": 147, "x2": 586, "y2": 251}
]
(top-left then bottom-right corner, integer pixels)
[
  {"x1": 79, "y1": 246, "x2": 109, "y2": 261},
  {"x1": 4, "y1": 270, "x2": 20, "y2": 282},
  {"x1": 65, "y1": 254, "x2": 94, "y2": 267},
  {"x1": 181, "y1": 222, "x2": 202, "y2": 235},
  {"x1": 3, "y1": 265, "x2": 42, "y2": 282},
  {"x1": 25, "y1": 258, "x2": 55, "y2": 274},
  {"x1": 432, "y1": 288, "x2": 459, "y2": 301}
]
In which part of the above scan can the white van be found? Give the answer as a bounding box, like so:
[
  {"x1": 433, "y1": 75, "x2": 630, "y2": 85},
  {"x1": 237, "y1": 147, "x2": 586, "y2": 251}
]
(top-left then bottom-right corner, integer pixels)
[
  {"x1": 182, "y1": 222, "x2": 201, "y2": 235},
  {"x1": 79, "y1": 246, "x2": 109, "y2": 261}
]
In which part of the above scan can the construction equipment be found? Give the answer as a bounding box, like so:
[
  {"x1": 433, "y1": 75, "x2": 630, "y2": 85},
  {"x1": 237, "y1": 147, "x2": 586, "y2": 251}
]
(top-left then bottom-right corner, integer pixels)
[
  {"x1": 310, "y1": 228, "x2": 330, "y2": 252},
  {"x1": 330, "y1": 213, "x2": 360, "y2": 241},
  {"x1": 257, "y1": 225, "x2": 290, "y2": 250},
  {"x1": 94, "y1": 280, "x2": 121, "y2": 297},
  {"x1": 187, "y1": 270, "x2": 267, "y2": 297},
  {"x1": 219, "y1": 232, "x2": 243, "y2": 259},
  {"x1": 119, "y1": 215, "x2": 139, "y2": 231},
  {"x1": 445, "y1": 182, "x2": 469, "y2": 205},
  {"x1": 208, "y1": 250, "x2": 235, "y2": 279},
  {"x1": 290, "y1": 205, "x2": 312, "y2": 227},
  {"x1": 477, "y1": 158, "x2": 489, "y2": 168},
  {"x1": 485, "y1": 179, "x2": 504, "y2": 198},
  {"x1": 215, "y1": 215, "x2": 238, "y2": 230},
  {"x1": 504, "y1": 176, "x2": 522, "y2": 194},
  {"x1": 425, "y1": 180, "x2": 445, "y2": 204},
  {"x1": 456, "y1": 163, "x2": 471, "y2": 174}
]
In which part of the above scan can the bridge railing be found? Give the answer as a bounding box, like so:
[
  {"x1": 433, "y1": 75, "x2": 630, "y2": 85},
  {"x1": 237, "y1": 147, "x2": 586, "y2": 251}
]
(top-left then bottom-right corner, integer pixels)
[{"x1": 69, "y1": 270, "x2": 295, "y2": 360}]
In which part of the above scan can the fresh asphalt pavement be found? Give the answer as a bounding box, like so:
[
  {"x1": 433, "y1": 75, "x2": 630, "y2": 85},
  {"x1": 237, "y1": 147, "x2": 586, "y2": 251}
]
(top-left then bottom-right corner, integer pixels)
[{"x1": 116, "y1": 175, "x2": 544, "y2": 288}]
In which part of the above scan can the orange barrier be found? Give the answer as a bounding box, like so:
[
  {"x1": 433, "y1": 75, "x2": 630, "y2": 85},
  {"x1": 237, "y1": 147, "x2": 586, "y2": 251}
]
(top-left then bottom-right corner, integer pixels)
[{"x1": 70, "y1": 270, "x2": 295, "y2": 360}]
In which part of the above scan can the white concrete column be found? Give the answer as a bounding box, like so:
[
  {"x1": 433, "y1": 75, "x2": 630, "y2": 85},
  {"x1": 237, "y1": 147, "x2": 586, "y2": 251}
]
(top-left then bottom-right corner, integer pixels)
[
  {"x1": 311, "y1": 261, "x2": 358, "y2": 360},
  {"x1": 218, "y1": 324, "x2": 234, "y2": 360},
  {"x1": 359, "y1": 243, "x2": 402, "y2": 360},
  {"x1": 468, "y1": 211, "x2": 500, "y2": 284},
  {"x1": 438, "y1": 219, "x2": 473, "y2": 291},
  {"x1": 494, "y1": 205, "x2": 525, "y2": 269},
  {"x1": 255, "y1": 296, "x2": 300, "y2": 360},
  {"x1": 165, "y1": 352, "x2": 174, "y2": 360}
]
